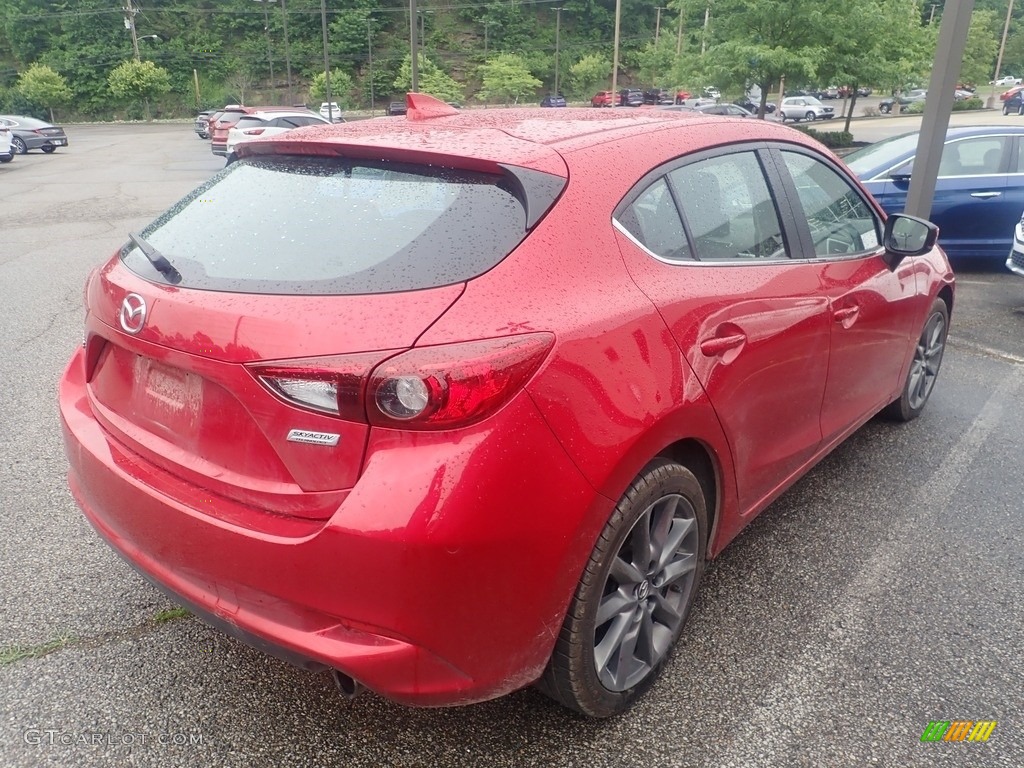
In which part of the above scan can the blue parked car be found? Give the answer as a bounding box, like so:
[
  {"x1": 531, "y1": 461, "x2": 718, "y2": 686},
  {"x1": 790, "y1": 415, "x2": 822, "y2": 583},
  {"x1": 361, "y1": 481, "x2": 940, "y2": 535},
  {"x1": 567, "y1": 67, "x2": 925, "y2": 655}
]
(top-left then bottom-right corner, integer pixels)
[
  {"x1": 845, "y1": 126, "x2": 1024, "y2": 263},
  {"x1": 540, "y1": 93, "x2": 567, "y2": 108}
]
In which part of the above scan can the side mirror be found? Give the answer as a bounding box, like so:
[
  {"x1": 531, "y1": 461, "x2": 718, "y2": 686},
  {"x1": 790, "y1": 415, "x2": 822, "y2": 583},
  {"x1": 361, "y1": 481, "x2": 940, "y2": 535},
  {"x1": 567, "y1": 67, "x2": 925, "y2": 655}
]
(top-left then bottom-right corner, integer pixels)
[
  {"x1": 889, "y1": 162, "x2": 913, "y2": 181},
  {"x1": 881, "y1": 213, "x2": 939, "y2": 270}
]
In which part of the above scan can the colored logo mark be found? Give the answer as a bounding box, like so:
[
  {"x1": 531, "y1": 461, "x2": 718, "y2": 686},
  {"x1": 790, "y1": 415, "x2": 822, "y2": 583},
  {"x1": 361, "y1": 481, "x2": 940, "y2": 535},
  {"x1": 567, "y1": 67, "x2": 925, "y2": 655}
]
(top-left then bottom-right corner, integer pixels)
[{"x1": 921, "y1": 720, "x2": 997, "y2": 742}]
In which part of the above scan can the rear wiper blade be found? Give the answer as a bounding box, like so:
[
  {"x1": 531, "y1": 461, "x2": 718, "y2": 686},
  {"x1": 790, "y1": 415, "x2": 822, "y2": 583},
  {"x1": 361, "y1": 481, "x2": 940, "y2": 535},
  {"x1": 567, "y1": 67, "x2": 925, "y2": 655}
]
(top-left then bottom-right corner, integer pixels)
[{"x1": 128, "y1": 232, "x2": 182, "y2": 285}]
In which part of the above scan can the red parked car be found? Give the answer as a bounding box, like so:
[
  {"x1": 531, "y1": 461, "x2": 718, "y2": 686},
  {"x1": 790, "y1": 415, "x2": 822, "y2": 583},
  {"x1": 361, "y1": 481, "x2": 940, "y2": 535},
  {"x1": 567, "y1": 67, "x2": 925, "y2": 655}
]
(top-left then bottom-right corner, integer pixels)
[
  {"x1": 60, "y1": 94, "x2": 954, "y2": 717},
  {"x1": 591, "y1": 90, "x2": 614, "y2": 107}
]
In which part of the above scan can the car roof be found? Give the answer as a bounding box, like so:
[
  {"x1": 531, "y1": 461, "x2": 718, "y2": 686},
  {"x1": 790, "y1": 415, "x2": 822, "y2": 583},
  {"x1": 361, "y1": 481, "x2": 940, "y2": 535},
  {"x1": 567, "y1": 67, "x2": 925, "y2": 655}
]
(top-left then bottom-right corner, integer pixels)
[
  {"x1": 0, "y1": 115, "x2": 52, "y2": 127},
  {"x1": 240, "y1": 110, "x2": 319, "y2": 120},
  {"x1": 238, "y1": 97, "x2": 826, "y2": 175}
]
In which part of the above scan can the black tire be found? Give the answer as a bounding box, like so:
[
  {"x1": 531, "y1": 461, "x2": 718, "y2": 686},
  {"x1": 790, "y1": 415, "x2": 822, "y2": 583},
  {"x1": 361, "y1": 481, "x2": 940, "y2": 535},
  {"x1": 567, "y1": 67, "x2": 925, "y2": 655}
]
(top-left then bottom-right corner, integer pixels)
[
  {"x1": 41, "y1": 145, "x2": 56, "y2": 153},
  {"x1": 1004, "y1": 104, "x2": 1011, "y2": 115},
  {"x1": 538, "y1": 459, "x2": 707, "y2": 718},
  {"x1": 0, "y1": 156, "x2": 12, "y2": 163},
  {"x1": 882, "y1": 297, "x2": 949, "y2": 422},
  {"x1": 1018, "y1": 104, "x2": 1024, "y2": 116},
  {"x1": 880, "y1": 103, "x2": 891, "y2": 114},
  {"x1": 805, "y1": 111, "x2": 816, "y2": 121},
  {"x1": 11, "y1": 136, "x2": 27, "y2": 154}
]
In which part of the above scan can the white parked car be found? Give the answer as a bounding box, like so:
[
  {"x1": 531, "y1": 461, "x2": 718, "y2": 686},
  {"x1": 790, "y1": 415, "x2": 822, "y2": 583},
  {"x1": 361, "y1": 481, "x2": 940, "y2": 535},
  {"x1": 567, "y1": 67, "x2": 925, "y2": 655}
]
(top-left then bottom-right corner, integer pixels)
[
  {"x1": 1008, "y1": 214, "x2": 1024, "y2": 277},
  {"x1": 225, "y1": 110, "x2": 330, "y2": 161},
  {"x1": 319, "y1": 102, "x2": 344, "y2": 122},
  {"x1": 778, "y1": 96, "x2": 836, "y2": 122},
  {"x1": 0, "y1": 124, "x2": 13, "y2": 164},
  {"x1": 991, "y1": 75, "x2": 1022, "y2": 86}
]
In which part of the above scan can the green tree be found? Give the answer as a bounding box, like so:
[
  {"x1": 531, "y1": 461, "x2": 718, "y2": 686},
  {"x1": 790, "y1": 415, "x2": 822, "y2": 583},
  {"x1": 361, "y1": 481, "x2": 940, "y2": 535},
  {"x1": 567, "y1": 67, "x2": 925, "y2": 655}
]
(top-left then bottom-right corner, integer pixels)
[
  {"x1": 16, "y1": 63, "x2": 71, "y2": 121},
  {"x1": 569, "y1": 53, "x2": 610, "y2": 98},
  {"x1": 478, "y1": 54, "x2": 542, "y2": 105},
  {"x1": 393, "y1": 54, "x2": 463, "y2": 102},
  {"x1": 706, "y1": 0, "x2": 828, "y2": 117},
  {"x1": 637, "y1": 38, "x2": 677, "y2": 89},
  {"x1": 107, "y1": 60, "x2": 172, "y2": 120},
  {"x1": 960, "y1": 10, "x2": 1000, "y2": 89},
  {"x1": 309, "y1": 70, "x2": 354, "y2": 106}
]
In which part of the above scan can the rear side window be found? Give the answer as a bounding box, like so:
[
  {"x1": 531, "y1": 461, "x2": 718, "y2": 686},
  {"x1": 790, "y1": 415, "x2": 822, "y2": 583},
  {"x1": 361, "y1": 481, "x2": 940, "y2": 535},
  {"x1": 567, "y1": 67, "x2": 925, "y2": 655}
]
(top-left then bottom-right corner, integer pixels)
[
  {"x1": 122, "y1": 156, "x2": 534, "y2": 295},
  {"x1": 235, "y1": 116, "x2": 264, "y2": 130}
]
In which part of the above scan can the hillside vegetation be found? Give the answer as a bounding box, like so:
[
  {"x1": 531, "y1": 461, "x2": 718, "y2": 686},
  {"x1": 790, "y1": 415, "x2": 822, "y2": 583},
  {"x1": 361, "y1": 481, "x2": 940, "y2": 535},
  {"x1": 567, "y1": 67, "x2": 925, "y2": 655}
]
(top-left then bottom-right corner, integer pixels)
[{"x1": 1, "y1": 0, "x2": 1022, "y2": 120}]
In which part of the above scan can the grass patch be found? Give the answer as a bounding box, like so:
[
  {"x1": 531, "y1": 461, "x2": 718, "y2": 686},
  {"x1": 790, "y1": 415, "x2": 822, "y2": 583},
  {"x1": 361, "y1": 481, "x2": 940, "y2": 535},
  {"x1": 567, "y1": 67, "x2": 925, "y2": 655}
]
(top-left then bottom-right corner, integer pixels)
[
  {"x1": 0, "y1": 636, "x2": 76, "y2": 665},
  {"x1": 152, "y1": 606, "x2": 190, "y2": 624}
]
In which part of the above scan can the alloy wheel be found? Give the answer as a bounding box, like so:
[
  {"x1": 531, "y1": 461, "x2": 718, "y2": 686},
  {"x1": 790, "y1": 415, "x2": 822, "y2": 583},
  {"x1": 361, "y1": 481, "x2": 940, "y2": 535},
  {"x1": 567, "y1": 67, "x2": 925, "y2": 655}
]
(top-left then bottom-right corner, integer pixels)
[
  {"x1": 907, "y1": 311, "x2": 946, "y2": 411},
  {"x1": 593, "y1": 493, "x2": 699, "y2": 692}
]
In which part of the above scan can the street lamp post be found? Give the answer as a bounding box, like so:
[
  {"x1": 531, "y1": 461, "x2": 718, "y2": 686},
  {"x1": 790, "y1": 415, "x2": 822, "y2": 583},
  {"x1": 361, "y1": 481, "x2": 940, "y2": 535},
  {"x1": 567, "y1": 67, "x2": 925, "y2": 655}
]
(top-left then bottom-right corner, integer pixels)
[
  {"x1": 281, "y1": 0, "x2": 292, "y2": 101},
  {"x1": 367, "y1": 17, "x2": 375, "y2": 114},
  {"x1": 409, "y1": 0, "x2": 419, "y2": 92},
  {"x1": 320, "y1": 0, "x2": 334, "y2": 120},
  {"x1": 655, "y1": 6, "x2": 666, "y2": 43},
  {"x1": 611, "y1": 0, "x2": 622, "y2": 103},
  {"x1": 554, "y1": 7, "x2": 564, "y2": 95}
]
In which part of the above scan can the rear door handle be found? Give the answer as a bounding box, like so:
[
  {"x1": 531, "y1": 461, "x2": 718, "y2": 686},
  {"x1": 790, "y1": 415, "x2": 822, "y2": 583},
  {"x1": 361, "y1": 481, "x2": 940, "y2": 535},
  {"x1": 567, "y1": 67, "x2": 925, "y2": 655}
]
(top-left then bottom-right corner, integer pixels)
[
  {"x1": 970, "y1": 191, "x2": 1001, "y2": 199},
  {"x1": 699, "y1": 333, "x2": 746, "y2": 356}
]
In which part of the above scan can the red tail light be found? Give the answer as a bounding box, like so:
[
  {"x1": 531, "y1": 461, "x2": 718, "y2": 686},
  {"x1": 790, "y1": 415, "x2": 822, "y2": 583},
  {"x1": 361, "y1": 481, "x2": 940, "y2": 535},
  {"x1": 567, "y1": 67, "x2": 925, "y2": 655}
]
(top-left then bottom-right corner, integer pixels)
[
  {"x1": 248, "y1": 334, "x2": 554, "y2": 430},
  {"x1": 368, "y1": 334, "x2": 554, "y2": 429}
]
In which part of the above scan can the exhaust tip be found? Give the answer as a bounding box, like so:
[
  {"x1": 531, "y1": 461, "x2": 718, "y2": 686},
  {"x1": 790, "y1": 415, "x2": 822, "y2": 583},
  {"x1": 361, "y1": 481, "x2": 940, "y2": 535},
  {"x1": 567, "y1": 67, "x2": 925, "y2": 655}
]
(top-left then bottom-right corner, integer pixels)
[{"x1": 331, "y1": 669, "x2": 365, "y2": 700}]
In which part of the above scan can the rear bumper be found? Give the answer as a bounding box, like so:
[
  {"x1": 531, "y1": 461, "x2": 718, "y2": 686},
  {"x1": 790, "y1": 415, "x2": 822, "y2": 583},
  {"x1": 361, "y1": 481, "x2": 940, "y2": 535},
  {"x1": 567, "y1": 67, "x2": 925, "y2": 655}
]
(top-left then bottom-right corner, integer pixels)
[{"x1": 59, "y1": 349, "x2": 606, "y2": 706}]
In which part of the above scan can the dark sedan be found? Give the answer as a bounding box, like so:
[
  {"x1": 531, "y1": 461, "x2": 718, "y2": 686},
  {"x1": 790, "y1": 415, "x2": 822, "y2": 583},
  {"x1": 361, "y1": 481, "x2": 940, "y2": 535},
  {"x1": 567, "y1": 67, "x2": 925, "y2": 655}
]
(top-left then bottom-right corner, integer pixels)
[
  {"x1": 540, "y1": 93, "x2": 567, "y2": 108},
  {"x1": 695, "y1": 103, "x2": 754, "y2": 118},
  {"x1": 0, "y1": 115, "x2": 69, "y2": 154},
  {"x1": 734, "y1": 98, "x2": 776, "y2": 114},
  {"x1": 845, "y1": 125, "x2": 1024, "y2": 263}
]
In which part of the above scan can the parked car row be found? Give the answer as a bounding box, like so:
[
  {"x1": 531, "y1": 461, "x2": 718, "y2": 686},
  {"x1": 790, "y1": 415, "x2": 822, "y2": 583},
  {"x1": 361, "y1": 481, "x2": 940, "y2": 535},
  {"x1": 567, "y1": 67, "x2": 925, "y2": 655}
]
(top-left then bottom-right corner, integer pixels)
[
  {"x1": 0, "y1": 115, "x2": 69, "y2": 163},
  {"x1": 590, "y1": 87, "x2": 721, "y2": 108},
  {"x1": 196, "y1": 104, "x2": 332, "y2": 163}
]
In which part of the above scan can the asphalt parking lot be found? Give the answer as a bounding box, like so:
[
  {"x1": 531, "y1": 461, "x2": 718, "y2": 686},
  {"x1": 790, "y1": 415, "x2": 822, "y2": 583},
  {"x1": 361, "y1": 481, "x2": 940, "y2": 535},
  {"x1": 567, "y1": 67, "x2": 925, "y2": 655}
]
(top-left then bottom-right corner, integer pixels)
[{"x1": 1, "y1": 123, "x2": 1022, "y2": 767}]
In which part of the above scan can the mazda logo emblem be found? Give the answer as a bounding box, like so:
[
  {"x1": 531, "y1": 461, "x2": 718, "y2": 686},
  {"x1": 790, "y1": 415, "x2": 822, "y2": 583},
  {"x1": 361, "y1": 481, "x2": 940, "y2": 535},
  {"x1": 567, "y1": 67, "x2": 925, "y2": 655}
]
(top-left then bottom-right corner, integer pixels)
[{"x1": 119, "y1": 293, "x2": 147, "y2": 334}]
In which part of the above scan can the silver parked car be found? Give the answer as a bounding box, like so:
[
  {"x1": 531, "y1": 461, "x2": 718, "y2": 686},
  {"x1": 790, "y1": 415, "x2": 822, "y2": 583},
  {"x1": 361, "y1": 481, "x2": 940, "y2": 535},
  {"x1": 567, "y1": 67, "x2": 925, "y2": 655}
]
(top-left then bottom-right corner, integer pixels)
[
  {"x1": 778, "y1": 96, "x2": 835, "y2": 122},
  {"x1": 0, "y1": 115, "x2": 69, "y2": 154}
]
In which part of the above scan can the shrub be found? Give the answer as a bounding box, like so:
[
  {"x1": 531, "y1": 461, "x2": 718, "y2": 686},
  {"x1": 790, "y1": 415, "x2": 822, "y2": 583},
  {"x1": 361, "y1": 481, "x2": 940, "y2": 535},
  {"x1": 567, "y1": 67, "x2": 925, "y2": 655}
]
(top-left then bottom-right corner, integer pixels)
[
  {"x1": 952, "y1": 97, "x2": 983, "y2": 111},
  {"x1": 793, "y1": 126, "x2": 855, "y2": 148}
]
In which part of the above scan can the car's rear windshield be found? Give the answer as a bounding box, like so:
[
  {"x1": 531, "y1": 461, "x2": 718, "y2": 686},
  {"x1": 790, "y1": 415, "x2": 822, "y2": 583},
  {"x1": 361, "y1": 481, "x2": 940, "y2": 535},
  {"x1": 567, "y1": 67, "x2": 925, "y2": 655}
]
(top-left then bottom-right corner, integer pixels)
[{"x1": 121, "y1": 155, "x2": 531, "y2": 295}]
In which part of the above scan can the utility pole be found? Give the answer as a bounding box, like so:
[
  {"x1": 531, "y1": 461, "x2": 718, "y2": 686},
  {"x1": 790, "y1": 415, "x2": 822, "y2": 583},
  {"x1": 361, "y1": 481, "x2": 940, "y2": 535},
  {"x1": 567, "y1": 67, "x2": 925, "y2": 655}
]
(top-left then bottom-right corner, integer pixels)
[
  {"x1": 281, "y1": 0, "x2": 293, "y2": 102},
  {"x1": 992, "y1": 0, "x2": 1015, "y2": 108},
  {"x1": 320, "y1": 0, "x2": 333, "y2": 120},
  {"x1": 611, "y1": 0, "x2": 622, "y2": 103},
  {"x1": 676, "y1": 8, "x2": 684, "y2": 56},
  {"x1": 257, "y1": 0, "x2": 275, "y2": 92},
  {"x1": 193, "y1": 68, "x2": 201, "y2": 108},
  {"x1": 367, "y1": 17, "x2": 375, "y2": 114},
  {"x1": 929, "y1": 4, "x2": 939, "y2": 24},
  {"x1": 701, "y1": 4, "x2": 710, "y2": 55},
  {"x1": 554, "y1": 8, "x2": 563, "y2": 94},
  {"x1": 123, "y1": 0, "x2": 140, "y2": 61},
  {"x1": 656, "y1": 7, "x2": 666, "y2": 43},
  {"x1": 409, "y1": 0, "x2": 418, "y2": 92}
]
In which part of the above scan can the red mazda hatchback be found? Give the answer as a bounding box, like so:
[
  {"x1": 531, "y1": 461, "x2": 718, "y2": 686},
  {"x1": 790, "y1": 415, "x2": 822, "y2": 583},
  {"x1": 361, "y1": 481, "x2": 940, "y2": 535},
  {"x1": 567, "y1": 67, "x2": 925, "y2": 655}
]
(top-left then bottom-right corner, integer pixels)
[{"x1": 59, "y1": 94, "x2": 954, "y2": 717}]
